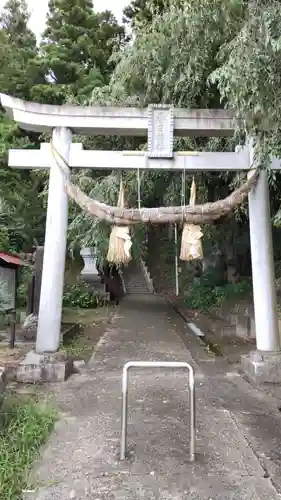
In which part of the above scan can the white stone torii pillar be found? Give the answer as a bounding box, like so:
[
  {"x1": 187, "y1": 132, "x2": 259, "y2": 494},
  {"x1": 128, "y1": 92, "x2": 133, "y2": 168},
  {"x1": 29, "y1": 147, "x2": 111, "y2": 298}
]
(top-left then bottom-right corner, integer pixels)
[
  {"x1": 36, "y1": 127, "x2": 72, "y2": 353},
  {"x1": 1, "y1": 93, "x2": 281, "y2": 383},
  {"x1": 240, "y1": 143, "x2": 281, "y2": 383},
  {"x1": 249, "y1": 171, "x2": 280, "y2": 352}
]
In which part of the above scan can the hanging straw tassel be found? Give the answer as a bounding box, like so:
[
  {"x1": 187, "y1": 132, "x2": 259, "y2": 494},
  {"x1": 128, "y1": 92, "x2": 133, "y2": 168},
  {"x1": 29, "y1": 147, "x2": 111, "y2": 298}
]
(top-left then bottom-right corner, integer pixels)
[
  {"x1": 107, "y1": 178, "x2": 132, "y2": 265},
  {"x1": 180, "y1": 177, "x2": 203, "y2": 261}
]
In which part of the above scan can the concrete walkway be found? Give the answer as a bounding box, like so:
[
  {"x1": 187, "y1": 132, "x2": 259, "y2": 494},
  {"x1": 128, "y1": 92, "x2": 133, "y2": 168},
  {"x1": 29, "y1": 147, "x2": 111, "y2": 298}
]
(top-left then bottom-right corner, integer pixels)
[{"x1": 26, "y1": 295, "x2": 281, "y2": 499}]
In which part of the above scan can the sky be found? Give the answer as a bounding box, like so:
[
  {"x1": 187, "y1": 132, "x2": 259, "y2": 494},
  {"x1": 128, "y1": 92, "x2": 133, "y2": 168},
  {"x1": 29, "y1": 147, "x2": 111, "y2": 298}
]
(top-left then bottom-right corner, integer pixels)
[{"x1": 0, "y1": 0, "x2": 129, "y2": 38}]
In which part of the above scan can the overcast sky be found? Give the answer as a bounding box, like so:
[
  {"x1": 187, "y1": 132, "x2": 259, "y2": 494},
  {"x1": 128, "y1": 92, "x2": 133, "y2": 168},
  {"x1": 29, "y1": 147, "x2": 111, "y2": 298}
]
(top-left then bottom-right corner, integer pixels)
[{"x1": 0, "y1": 0, "x2": 129, "y2": 37}]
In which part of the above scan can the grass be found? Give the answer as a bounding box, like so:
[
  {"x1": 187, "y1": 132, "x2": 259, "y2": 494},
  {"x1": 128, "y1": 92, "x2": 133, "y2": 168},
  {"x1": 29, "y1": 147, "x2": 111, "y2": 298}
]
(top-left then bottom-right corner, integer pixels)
[
  {"x1": 62, "y1": 305, "x2": 114, "y2": 326},
  {"x1": 61, "y1": 305, "x2": 116, "y2": 361},
  {"x1": 61, "y1": 333, "x2": 94, "y2": 360},
  {"x1": 0, "y1": 395, "x2": 57, "y2": 500}
]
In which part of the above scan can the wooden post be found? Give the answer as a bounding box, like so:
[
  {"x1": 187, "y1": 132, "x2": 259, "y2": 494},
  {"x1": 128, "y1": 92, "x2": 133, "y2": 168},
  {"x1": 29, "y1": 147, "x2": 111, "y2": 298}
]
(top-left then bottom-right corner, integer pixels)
[{"x1": 33, "y1": 247, "x2": 44, "y2": 316}]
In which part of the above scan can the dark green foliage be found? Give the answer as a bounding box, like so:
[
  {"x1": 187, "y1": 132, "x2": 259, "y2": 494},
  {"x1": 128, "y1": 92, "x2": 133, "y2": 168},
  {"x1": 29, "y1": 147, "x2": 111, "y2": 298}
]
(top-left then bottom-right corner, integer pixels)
[
  {"x1": 0, "y1": 0, "x2": 46, "y2": 252},
  {"x1": 34, "y1": 0, "x2": 125, "y2": 103},
  {"x1": 123, "y1": 0, "x2": 169, "y2": 25},
  {"x1": 63, "y1": 283, "x2": 109, "y2": 308},
  {"x1": 0, "y1": 0, "x2": 44, "y2": 98},
  {"x1": 185, "y1": 279, "x2": 252, "y2": 312},
  {"x1": 0, "y1": 0, "x2": 125, "y2": 254}
]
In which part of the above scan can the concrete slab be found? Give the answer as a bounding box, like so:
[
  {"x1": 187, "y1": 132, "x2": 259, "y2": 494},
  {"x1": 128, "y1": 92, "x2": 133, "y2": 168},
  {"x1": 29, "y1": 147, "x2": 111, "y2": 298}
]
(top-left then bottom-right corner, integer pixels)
[
  {"x1": 23, "y1": 296, "x2": 281, "y2": 499},
  {"x1": 24, "y1": 475, "x2": 280, "y2": 500}
]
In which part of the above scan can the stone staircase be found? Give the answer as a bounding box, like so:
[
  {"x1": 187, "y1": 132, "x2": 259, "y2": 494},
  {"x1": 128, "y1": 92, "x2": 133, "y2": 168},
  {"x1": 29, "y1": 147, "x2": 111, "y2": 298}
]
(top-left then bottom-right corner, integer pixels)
[
  {"x1": 123, "y1": 259, "x2": 154, "y2": 295},
  {"x1": 82, "y1": 276, "x2": 110, "y2": 301}
]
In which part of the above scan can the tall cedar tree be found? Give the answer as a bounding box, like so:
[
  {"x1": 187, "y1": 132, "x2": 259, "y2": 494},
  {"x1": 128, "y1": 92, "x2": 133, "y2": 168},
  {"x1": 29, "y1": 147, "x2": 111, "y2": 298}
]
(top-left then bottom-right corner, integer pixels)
[
  {"x1": 0, "y1": 0, "x2": 44, "y2": 98},
  {"x1": 34, "y1": 0, "x2": 125, "y2": 103},
  {"x1": 0, "y1": 0, "x2": 46, "y2": 251}
]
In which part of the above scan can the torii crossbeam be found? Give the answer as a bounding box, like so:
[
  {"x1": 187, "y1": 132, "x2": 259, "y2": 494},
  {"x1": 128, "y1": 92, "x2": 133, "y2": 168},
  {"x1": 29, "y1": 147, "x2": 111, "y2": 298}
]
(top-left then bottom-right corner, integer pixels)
[{"x1": 1, "y1": 94, "x2": 280, "y2": 384}]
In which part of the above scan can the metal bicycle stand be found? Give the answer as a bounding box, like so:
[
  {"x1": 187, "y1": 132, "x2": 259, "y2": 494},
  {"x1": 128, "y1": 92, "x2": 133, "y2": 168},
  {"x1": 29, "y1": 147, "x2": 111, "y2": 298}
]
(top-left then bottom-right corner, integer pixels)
[{"x1": 120, "y1": 361, "x2": 195, "y2": 462}]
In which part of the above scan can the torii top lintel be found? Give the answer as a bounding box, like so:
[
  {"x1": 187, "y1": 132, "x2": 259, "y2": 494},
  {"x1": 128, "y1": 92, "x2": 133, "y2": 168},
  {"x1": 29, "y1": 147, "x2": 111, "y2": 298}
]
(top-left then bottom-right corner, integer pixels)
[{"x1": 0, "y1": 94, "x2": 235, "y2": 137}]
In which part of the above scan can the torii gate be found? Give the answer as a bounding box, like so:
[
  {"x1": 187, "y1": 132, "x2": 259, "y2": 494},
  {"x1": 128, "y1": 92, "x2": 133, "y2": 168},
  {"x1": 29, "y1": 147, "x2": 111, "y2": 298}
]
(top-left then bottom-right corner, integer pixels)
[{"x1": 1, "y1": 94, "x2": 280, "y2": 383}]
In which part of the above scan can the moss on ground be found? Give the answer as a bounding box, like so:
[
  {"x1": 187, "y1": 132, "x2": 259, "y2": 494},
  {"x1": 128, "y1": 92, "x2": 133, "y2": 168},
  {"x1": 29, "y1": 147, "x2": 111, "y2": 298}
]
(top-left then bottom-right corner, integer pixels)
[{"x1": 61, "y1": 305, "x2": 116, "y2": 361}]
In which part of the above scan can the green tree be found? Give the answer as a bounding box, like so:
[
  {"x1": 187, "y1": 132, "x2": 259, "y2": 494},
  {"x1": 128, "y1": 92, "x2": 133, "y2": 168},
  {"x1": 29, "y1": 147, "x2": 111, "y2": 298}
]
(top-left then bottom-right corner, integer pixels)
[
  {"x1": 206, "y1": 0, "x2": 281, "y2": 228},
  {"x1": 1, "y1": 0, "x2": 35, "y2": 46},
  {"x1": 0, "y1": 0, "x2": 127, "y2": 256},
  {"x1": 87, "y1": 0, "x2": 247, "y2": 221},
  {"x1": 0, "y1": 0, "x2": 46, "y2": 251},
  {"x1": 112, "y1": 0, "x2": 246, "y2": 108},
  {"x1": 211, "y1": 0, "x2": 281, "y2": 158},
  {"x1": 33, "y1": 0, "x2": 125, "y2": 103},
  {"x1": 75, "y1": 0, "x2": 251, "y2": 267},
  {"x1": 0, "y1": 0, "x2": 44, "y2": 98},
  {"x1": 123, "y1": 0, "x2": 168, "y2": 25}
]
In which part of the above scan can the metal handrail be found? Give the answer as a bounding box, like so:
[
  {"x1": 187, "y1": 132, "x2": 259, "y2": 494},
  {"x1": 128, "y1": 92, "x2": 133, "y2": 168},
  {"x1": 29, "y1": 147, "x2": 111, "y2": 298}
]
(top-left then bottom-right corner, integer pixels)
[{"x1": 120, "y1": 361, "x2": 195, "y2": 461}]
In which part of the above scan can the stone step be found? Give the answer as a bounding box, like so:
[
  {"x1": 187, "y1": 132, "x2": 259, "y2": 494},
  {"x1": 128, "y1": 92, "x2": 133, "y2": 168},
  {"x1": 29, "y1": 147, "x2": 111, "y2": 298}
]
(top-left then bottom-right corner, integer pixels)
[
  {"x1": 126, "y1": 286, "x2": 148, "y2": 290},
  {"x1": 125, "y1": 281, "x2": 148, "y2": 285},
  {"x1": 125, "y1": 280, "x2": 148, "y2": 284},
  {"x1": 125, "y1": 286, "x2": 151, "y2": 293},
  {"x1": 126, "y1": 284, "x2": 150, "y2": 290},
  {"x1": 124, "y1": 277, "x2": 148, "y2": 283},
  {"x1": 123, "y1": 259, "x2": 153, "y2": 295}
]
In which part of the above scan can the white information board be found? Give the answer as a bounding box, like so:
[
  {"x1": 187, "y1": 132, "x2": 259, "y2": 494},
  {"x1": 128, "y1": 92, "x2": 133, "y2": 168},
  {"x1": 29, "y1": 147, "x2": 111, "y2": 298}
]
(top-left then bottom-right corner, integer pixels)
[{"x1": 0, "y1": 266, "x2": 16, "y2": 311}]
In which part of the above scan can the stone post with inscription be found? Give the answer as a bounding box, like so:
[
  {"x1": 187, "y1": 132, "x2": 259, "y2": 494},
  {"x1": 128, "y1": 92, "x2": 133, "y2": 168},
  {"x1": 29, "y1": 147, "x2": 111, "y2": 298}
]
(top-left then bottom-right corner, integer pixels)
[{"x1": 148, "y1": 104, "x2": 174, "y2": 159}]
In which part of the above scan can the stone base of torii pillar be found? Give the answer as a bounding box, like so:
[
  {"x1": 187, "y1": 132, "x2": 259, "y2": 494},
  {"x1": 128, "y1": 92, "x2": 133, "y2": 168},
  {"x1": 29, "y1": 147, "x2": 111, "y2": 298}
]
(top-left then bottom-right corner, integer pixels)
[
  {"x1": 241, "y1": 351, "x2": 281, "y2": 384},
  {"x1": 16, "y1": 350, "x2": 74, "y2": 383}
]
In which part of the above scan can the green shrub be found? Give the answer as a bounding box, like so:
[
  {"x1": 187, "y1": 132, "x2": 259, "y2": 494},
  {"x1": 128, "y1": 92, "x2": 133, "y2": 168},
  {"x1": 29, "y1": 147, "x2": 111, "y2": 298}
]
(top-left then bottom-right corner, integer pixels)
[
  {"x1": 63, "y1": 283, "x2": 108, "y2": 309},
  {"x1": 185, "y1": 279, "x2": 252, "y2": 312}
]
